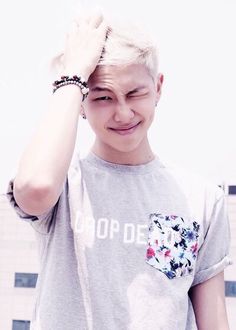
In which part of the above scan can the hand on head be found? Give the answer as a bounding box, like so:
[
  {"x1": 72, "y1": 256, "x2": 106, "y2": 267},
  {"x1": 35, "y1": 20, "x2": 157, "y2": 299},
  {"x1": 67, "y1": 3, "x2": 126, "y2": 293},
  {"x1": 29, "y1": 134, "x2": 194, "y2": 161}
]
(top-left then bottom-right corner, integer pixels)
[{"x1": 61, "y1": 12, "x2": 109, "y2": 81}]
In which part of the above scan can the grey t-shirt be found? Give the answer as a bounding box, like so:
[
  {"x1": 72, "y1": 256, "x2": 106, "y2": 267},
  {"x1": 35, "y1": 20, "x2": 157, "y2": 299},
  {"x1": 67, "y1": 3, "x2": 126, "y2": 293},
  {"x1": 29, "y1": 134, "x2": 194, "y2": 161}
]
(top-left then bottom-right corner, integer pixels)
[{"x1": 7, "y1": 152, "x2": 231, "y2": 330}]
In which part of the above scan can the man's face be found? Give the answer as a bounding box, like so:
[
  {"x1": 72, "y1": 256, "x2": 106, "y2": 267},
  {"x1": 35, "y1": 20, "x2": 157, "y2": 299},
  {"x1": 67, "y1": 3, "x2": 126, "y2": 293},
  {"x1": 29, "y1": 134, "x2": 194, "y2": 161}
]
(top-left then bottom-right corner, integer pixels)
[{"x1": 83, "y1": 63, "x2": 163, "y2": 157}]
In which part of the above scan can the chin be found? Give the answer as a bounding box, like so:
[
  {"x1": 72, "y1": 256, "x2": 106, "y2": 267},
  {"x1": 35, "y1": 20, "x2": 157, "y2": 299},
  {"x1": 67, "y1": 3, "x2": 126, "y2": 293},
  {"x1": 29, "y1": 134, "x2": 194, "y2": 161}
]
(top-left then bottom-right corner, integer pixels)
[{"x1": 107, "y1": 140, "x2": 144, "y2": 154}]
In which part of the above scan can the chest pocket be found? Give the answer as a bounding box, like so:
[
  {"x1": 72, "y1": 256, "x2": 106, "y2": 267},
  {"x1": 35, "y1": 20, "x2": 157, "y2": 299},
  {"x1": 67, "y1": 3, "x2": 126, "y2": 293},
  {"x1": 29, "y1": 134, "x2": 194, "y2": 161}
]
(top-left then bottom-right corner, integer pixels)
[{"x1": 146, "y1": 213, "x2": 200, "y2": 279}]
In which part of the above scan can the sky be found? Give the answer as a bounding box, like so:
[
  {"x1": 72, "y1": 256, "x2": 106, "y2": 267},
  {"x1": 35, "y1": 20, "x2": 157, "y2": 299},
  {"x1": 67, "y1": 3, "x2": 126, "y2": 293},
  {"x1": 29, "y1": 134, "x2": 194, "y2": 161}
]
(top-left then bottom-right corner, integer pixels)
[{"x1": 0, "y1": 0, "x2": 236, "y2": 193}]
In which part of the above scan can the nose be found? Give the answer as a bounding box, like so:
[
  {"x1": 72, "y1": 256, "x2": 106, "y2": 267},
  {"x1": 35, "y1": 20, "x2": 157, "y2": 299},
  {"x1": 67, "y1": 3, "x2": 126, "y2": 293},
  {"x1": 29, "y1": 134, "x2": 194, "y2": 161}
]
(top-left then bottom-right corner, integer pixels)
[{"x1": 113, "y1": 101, "x2": 135, "y2": 123}]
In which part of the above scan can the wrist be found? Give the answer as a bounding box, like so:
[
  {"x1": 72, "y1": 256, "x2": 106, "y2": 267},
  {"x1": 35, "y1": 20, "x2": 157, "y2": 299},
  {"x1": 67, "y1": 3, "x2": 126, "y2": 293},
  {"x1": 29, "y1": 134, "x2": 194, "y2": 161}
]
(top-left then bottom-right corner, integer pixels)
[
  {"x1": 62, "y1": 67, "x2": 90, "y2": 82},
  {"x1": 52, "y1": 75, "x2": 89, "y2": 101}
]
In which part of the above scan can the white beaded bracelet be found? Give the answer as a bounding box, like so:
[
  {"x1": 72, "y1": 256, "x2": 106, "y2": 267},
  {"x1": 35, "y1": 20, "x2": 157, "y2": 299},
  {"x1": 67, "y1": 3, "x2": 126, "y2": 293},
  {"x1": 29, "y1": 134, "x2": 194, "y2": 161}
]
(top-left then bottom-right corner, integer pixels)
[{"x1": 52, "y1": 75, "x2": 89, "y2": 101}]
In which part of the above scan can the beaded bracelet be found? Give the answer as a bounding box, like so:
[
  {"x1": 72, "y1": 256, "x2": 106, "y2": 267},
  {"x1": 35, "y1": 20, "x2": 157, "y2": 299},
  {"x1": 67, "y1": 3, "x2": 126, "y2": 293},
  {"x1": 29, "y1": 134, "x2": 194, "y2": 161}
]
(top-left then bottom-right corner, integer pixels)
[{"x1": 52, "y1": 75, "x2": 89, "y2": 101}]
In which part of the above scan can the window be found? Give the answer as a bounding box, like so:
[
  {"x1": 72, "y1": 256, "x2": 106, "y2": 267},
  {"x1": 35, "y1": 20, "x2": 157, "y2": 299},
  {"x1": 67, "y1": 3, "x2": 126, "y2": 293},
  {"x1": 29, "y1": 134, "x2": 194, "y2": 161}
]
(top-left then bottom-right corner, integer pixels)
[
  {"x1": 12, "y1": 320, "x2": 30, "y2": 330},
  {"x1": 14, "y1": 273, "x2": 38, "y2": 288},
  {"x1": 228, "y1": 185, "x2": 236, "y2": 195},
  {"x1": 225, "y1": 281, "x2": 236, "y2": 297}
]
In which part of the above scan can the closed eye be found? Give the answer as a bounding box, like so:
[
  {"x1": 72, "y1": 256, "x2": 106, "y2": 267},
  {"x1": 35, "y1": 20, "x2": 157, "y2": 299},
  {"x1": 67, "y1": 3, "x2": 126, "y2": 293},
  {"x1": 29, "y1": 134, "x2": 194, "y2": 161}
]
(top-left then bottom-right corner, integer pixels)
[{"x1": 128, "y1": 92, "x2": 149, "y2": 98}]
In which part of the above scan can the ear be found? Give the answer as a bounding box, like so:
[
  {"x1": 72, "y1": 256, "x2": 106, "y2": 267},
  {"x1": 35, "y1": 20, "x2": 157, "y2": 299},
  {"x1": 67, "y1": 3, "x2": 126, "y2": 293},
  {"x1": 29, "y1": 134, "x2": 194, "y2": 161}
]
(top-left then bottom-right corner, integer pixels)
[{"x1": 155, "y1": 73, "x2": 164, "y2": 104}]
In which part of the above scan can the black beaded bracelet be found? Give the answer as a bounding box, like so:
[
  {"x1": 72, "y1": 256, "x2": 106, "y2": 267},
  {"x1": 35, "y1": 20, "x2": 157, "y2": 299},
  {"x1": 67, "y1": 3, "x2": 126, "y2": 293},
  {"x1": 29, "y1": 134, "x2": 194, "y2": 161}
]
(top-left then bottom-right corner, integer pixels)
[{"x1": 52, "y1": 75, "x2": 89, "y2": 101}]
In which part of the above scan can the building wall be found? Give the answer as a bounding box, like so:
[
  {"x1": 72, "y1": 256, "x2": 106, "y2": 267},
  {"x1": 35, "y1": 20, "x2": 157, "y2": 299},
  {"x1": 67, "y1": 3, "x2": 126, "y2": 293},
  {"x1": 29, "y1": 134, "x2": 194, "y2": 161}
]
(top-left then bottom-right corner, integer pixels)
[
  {"x1": 0, "y1": 195, "x2": 39, "y2": 330},
  {"x1": 225, "y1": 194, "x2": 236, "y2": 327},
  {"x1": 0, "y1": 192, "x2": 235, "y2": 329}
]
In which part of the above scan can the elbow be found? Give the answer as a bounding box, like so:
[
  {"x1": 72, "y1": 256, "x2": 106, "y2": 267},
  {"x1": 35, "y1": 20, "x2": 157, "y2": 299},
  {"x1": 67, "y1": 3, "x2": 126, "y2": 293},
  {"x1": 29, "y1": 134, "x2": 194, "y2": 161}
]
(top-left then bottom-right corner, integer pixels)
[{"x1": 13, "y1": 178, "x2": 58, "y2": 216}]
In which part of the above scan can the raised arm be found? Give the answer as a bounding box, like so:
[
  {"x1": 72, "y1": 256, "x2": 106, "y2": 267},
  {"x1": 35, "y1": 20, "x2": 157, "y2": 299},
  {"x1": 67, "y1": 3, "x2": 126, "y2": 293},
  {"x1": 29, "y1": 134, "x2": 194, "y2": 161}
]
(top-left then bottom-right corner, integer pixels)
[{"x1": 13, "y1": 13, "x2": 108, "y2": 216}]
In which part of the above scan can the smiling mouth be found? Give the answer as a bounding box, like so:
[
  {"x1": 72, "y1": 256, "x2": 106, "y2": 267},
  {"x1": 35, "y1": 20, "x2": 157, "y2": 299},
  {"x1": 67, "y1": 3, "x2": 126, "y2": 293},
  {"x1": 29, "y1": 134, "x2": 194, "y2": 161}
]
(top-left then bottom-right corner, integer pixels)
[{"x1": 109, "y1": 122, "x2": 141, "y2": 135}]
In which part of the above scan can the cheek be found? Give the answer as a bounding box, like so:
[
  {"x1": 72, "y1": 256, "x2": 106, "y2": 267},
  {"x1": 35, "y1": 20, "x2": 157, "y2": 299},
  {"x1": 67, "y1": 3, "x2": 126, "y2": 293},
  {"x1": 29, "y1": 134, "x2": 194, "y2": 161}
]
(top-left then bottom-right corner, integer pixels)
[
  {"x1": 131, "y1": 96, "x2": 155, "y2": 110},
  {"x1": 143, "y1": 105, "x2": 155, "y2": 126},
  {"x1": 145, "y1": 111, "x2": 155, "y2": 126},
  {"x1": 86, "y1": 107, "x2": 110, "y2": 130},
  {"x1": 135, "y1": 100, "x2": 155, "y2": 119}
]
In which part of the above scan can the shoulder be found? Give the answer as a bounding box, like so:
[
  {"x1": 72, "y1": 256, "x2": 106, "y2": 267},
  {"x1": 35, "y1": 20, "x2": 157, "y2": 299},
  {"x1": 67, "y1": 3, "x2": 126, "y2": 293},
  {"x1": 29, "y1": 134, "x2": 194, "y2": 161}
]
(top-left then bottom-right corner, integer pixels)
[
  {"x1": 161, "y1": 160, "x2": 224, "y2": 201},
  {"x1": 158, "y1": 159, "x2": 225, "y2": 223}
]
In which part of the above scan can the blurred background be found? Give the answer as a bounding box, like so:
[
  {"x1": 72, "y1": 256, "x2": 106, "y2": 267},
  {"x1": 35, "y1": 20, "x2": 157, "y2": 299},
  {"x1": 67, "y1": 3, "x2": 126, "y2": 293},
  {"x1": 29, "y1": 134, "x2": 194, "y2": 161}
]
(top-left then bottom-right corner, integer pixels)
[{"x1": 0, "y1": 0, "x2": 235, "y2": 329}]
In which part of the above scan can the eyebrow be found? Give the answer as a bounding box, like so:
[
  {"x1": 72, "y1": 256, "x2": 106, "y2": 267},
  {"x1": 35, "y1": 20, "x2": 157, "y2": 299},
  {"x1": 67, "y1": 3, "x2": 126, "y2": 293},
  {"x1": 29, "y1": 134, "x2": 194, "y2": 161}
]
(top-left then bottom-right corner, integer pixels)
[
  {"x1": 90, "y1": 86, "x2": 112, "y2": 93},
  {"x1": 90, "y1": 85, "x2": 148, "y2": 94}
]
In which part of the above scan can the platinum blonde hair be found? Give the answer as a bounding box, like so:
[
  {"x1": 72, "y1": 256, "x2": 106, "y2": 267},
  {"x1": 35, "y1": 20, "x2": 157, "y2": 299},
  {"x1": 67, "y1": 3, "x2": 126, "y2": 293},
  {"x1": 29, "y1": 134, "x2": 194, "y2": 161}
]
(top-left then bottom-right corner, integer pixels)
[
  {"x1": 51, "y1": 14, "x2": 159, "y2": 80},
  {"x1": 98, "y1": 18, "x2": 159, "y2": 79}
]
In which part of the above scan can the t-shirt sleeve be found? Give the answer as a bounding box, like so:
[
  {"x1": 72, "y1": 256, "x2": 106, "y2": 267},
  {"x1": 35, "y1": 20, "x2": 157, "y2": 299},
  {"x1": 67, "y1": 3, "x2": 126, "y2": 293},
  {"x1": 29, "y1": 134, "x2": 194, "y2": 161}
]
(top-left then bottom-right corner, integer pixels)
[
  {"x1": 6, "y1": 178, "x2": 55, "y2": 225},
  {"x1": 191, "y1": 190, "x2": 232, "y2": 287}
]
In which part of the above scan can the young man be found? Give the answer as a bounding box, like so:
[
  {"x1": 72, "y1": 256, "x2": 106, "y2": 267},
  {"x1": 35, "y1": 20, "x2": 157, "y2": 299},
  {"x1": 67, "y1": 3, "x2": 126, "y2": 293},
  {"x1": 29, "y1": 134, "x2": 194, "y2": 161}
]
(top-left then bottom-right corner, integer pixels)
[{"x1": 7, "y1": 13, "x2": 231, "y2": 330}]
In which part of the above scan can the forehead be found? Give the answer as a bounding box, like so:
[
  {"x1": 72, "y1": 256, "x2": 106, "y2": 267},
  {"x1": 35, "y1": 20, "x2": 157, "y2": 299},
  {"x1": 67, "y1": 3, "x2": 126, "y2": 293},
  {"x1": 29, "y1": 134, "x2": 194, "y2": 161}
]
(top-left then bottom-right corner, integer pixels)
[{"x1": 88, "y1": 64, "x2": 153, "y2": 90}]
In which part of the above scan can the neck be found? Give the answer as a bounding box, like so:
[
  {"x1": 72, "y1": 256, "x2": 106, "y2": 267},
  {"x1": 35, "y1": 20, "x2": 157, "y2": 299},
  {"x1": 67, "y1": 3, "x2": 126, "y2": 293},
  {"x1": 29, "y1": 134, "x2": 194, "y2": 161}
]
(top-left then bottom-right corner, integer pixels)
[{"x1": 91, "y1": 138, "x2": 155, "y2": 165}]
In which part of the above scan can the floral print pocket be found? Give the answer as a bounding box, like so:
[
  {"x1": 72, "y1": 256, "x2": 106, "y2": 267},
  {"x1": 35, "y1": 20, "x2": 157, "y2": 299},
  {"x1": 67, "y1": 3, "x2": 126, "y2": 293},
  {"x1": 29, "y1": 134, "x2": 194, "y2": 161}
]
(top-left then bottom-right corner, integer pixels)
[{"x1": 146, "y1": 213, "x2": 200, "y2": 279}]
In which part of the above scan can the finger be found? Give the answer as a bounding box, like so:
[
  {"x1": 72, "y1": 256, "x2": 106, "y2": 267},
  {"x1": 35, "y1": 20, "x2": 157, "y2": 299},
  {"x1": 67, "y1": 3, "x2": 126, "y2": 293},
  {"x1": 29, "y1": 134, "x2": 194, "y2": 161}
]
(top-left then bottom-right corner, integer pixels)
[
  {"x1": 74, "y1": 14, "x2": 88, "y2": 26},
  {"x1": 68, "y1": 21, "x2": 78, "y2": 35},
  {"x1": 89, "y1": 12, "x2": 104, "y2": 28},
  {"x1": 97, "y1": 21, "x2": 110, "y2": 39}
]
